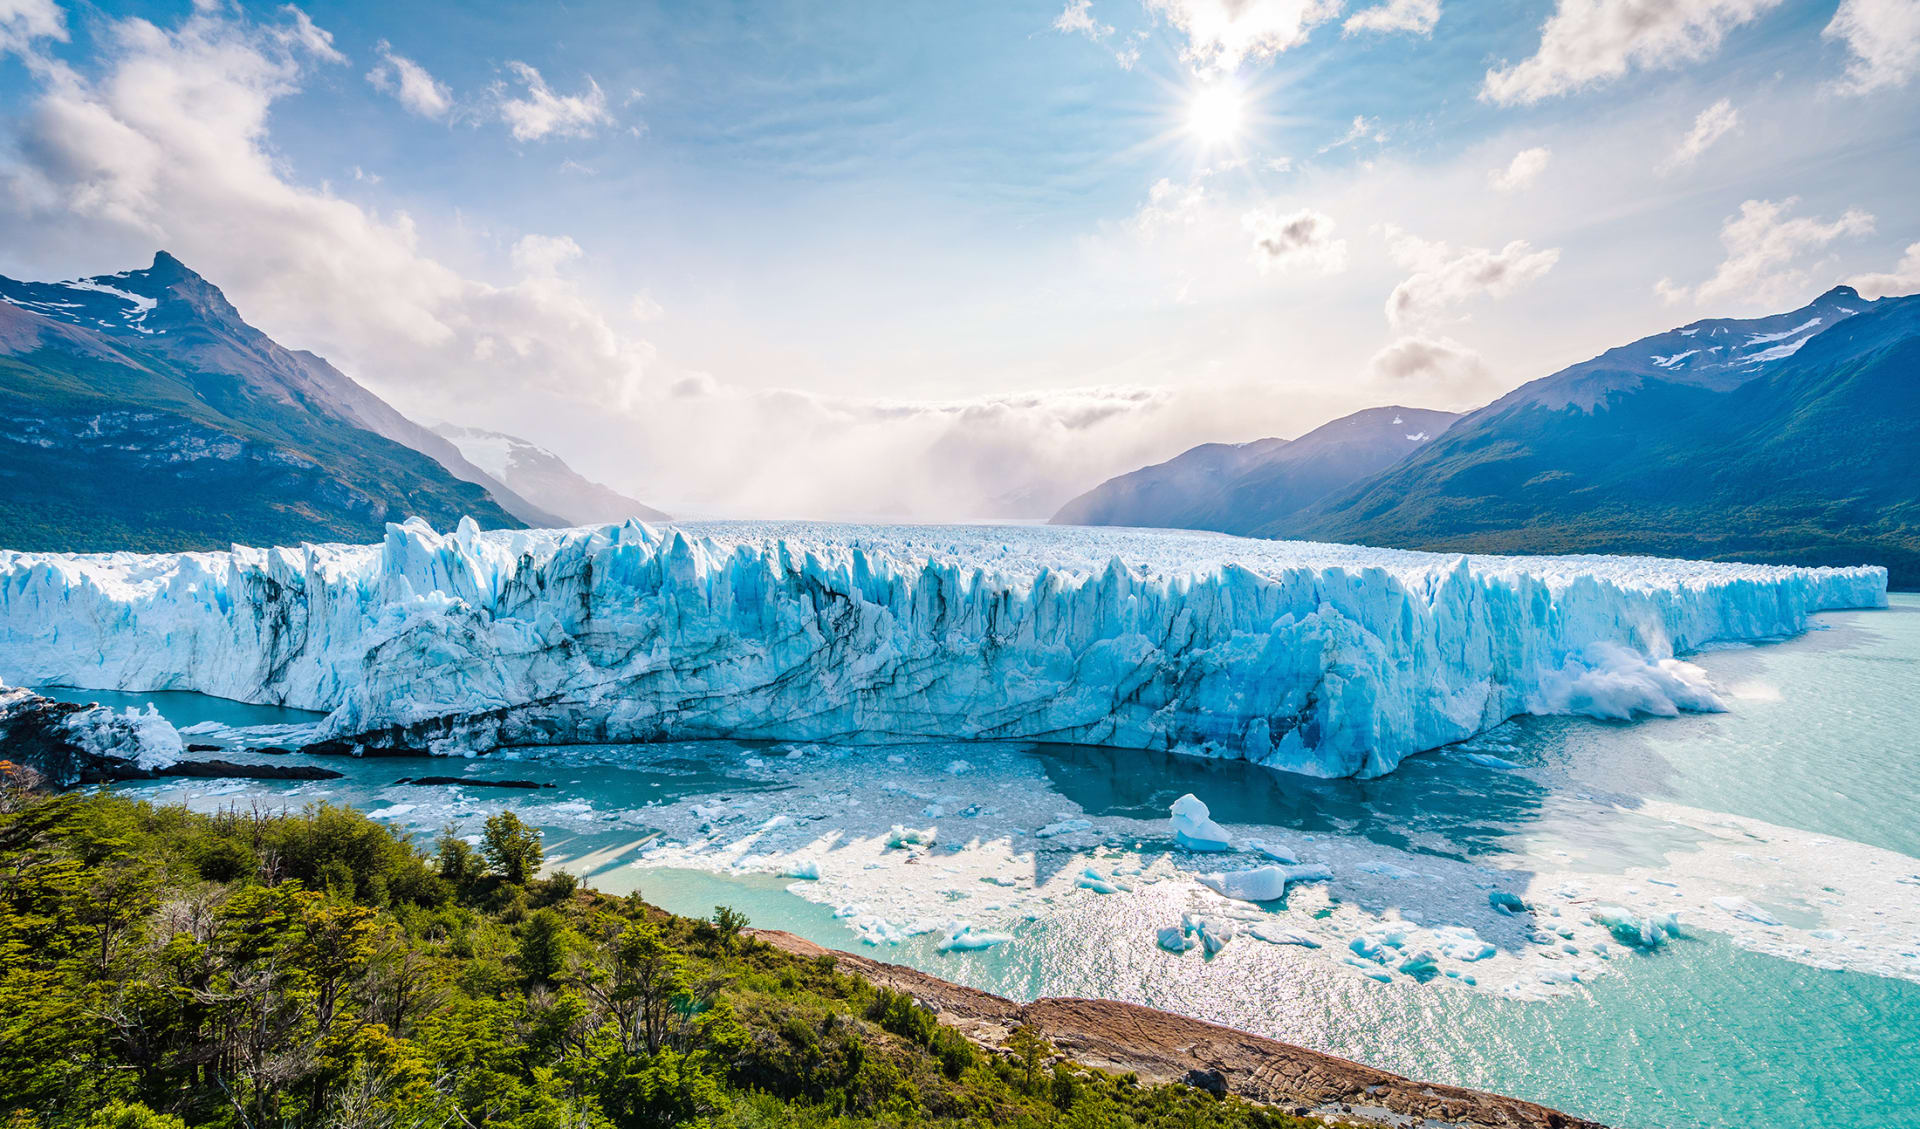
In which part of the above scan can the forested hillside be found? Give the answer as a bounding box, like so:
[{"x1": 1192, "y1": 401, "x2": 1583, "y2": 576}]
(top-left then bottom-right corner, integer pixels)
[{"x1": 0, "y1": 766, "x2": 1316, "y2": 1129}]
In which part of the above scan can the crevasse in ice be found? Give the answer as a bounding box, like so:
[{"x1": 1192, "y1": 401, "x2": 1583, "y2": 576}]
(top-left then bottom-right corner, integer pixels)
[{"x1": 0, "y1": 517, "x2": 1887, "y2": 778}]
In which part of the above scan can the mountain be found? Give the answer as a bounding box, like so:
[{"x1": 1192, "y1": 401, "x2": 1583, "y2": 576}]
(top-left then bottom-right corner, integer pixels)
[
  {"x1": 1295, "y1": 286, "x2": 1920, "y2": 585},
  {"x1": 0, "y1": 252, "x2": 541, "y2": 552},
  {"x1": 1050, "y1": 406, "x2": 1460, "y2": 534},
  {"x1": 432, "y1": 423, "x2": 669, "y2": 525}
]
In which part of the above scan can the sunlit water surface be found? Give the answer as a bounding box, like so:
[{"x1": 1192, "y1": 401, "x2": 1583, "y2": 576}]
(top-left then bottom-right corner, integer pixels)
[{"x1": 53, "y1": 595, "x2": 1920, "y2": 1129}]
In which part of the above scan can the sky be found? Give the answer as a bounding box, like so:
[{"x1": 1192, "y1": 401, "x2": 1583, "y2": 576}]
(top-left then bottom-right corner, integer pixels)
[{"x1": 1, "y1": 0, "x2": 1917, "y2": 519}]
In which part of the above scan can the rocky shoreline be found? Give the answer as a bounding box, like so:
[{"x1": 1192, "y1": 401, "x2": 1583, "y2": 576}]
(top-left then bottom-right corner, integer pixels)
[{"x1": 756, "y1": 929, "x2": 1603, "y2": 1129}]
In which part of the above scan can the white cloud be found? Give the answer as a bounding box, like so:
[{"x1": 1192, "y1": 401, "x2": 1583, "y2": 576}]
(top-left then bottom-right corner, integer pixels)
[
  {"x1": 497, "y1": 62, "x2": 612, "y2": 142},
  {"x1": 1369, "y1": 334, "x2": 1489, "y2": 387},
  {"x1": 1657, "y1": 98, "x2": 1738, "y2": 174},
  {"x1": 510, "y1": 233, "x2": 583, "y2": 277},
  {"x1": 0, "y1": 5, "x2": 653, "y2": 414},
  {"x1": 366, "y1": 41, "x2": 452, "y2": 119},
  {"x1": 1053, "y1": 0, "x2": 1110, "y2": 37},
  {"x1": 1848, "y1": 241, "x2": 1920, "y2": 298},
  {"x1": 1658, "y1": 197, "x2": 1875, "y2": 308},
  {"x1": 1344, "y1": 0, "x2": 1442, "y2": 35},
  {"x1": 1384, "y1": 228, "x2": 1561, "y2": 330},
  {"x1": 1488, "y1": 146, "x2": 1552, "y2": 192},
  {"x1": 1481, "y1": 0, "x2": 1782, "y2": 105},
  {"x1": 1146, "y1": 0, "x2": 1342, "y2": 72},
  {"x1": 1319, "y1": 114, "x2": 1386, "y2": 152},
  {"x1": 0, "y1": 0, "x2": 65, "y2": 61},
  {"x1": 1242, "y1": 206, "x2": 1347, "y2": 274},
  {"x1": 1131, "y1": 176, "x2": 1209, "y2": 234},
  {"x1": 1823, "y1": 0, "x2": 1920, "y2": 95}
]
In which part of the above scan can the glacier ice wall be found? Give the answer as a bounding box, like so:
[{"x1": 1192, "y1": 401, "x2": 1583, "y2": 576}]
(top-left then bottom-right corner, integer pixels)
[{"x1": 0, "y1": 519, "x2": 1888, "y2": 778}]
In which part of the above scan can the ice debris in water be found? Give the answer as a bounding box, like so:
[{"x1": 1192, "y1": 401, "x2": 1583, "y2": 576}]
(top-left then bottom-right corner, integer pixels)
[
  {"x1": 885, "y1": 824, "x2": 936, "y2": 849},
  {"x1": 1244, "y1": 838, "x2": 1298, "y2": 864},
  {"x1": 1589, "y1": 906, "x2": 1683, "y2": 950},
  {"x1": 1488, "y1": 891, "x2": 1528, "y2": 915},
  {"x1": 1198, "y1": 863, "x2": 1332, "y2": 903},
  {"x1": 1036, "y1": 818, "x2": 1093, "y2": 838},
  {"x1": 1248, "y1": 924, "x2": 1321, "y2": 948},
  {"x1": 937, "y1": 924, "x2": 1011, "y2": 952},
  {"x1": 1076, "y1": 868, "x2": 1125, "y2": 895},
  {"x1": 780, "y1": 860, "x2": 821, "y2": 880},
  {"x1": 1712, "y1": 896, "x2": 1784, "y2": 926},
  {"x1": 1156, "y1": 914, "x2": 1236, "y2": 955},
  {"x1": 1170, "y1": 794, "x2": 1232, "y2": 851},
  {"x1": 0, "y1": 519, "x2": 1881, "y2": 778}
]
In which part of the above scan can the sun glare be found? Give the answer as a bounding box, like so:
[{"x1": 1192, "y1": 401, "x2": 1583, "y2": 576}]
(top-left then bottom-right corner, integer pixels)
[{"x1": 1187, "y1": 84, "x2": 1244, "y2": 147}]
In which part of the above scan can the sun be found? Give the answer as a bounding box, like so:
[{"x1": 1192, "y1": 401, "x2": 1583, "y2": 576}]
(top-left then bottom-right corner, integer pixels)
[{"x1": 1186, "y1": 84, "x2": 1244, "y2": 148}]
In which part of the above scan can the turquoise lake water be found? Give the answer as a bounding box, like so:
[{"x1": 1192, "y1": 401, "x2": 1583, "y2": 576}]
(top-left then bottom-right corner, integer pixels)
[{"x1": 54, "y1": 594, "x2": 1920, "y2": 1129}]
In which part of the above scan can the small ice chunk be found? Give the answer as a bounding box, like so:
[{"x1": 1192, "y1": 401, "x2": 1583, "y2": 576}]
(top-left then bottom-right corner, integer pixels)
[
  {"x1": 945, "y1": 759, "x2": 973, "y2": 775},
  {"x1": 1397, "y1": 950, "x2": 1442, "y2": 982},
  {"x1": 1462, "y1": 752, "x2": 1520, "y2": 770},
  {"x1": 1037, "y1": 818, "x2": 1093, "y2": 839},
  {"x1": 1342, "y1": 957, "x2": 1393, "y2": 983},
  {"x1": 1198, "y1": 865, "x2": 1290, "y2": 902},
  {"x1": 1169, "y1": 793, "x2": 1232, "y2": 852},
  {"x1": 1488, "y1": 891, "x2": 1527, "y2": 915},
  {"x1": 1590, "y1": 906, "x2": 1682, "y2": 950},
  {"x1": 1184, "y1": 913, "x2": 1237, "y2": 955},
  {"x1": 937, "y1": 924, "x2": 1011, "y2": 952},
  {"x1": 1076, "y1": 868, "x2": 1124, "y2": 895},
  {"x1": 1244, "y1": 838, "x2": 1298, "y2": 864},
  {"x1": 1357, "y1": 860, "x2": 1419, "y2": 880},
  {"x1": 1249, "y1": 924, "x2": 1321, "y2": 948},
  {"x1": 1712, "y1": 896, "x2": 1784, "y2": 926},
  {"x1": 1430, "y1": 926, "x2": 1496, "y2": 962},
  {"x1": 781, "y1": 859, "x2": 821, "y2": 880},
  {"x1": 885, "y1": 824, "x2": 937, "y2": 849},
  {"x1": 1156, "y1": 925, "x2": 1196, "y2": 953}
]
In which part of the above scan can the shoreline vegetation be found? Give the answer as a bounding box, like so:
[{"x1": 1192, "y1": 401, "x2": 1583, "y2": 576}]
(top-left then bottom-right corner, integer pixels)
[{"x1": 0, "y1": 764, "x2": 1596, "y2": 1129}]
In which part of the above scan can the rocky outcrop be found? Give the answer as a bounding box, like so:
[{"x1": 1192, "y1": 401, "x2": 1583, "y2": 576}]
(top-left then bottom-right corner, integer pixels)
[
  {"x1": 0, "y1": 683, "x2": 182, "y2": 786},
  {"x1": 757, "y1": 929, "x2": 1605, "y2": 1129}
]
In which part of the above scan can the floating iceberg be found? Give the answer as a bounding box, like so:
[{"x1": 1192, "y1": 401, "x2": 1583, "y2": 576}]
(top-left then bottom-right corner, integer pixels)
[
  {"x1": 1170, "y1": 793, "x2": 1233, "y2": 850},
  {"x1": 1590, "y1": 906, "x2": 1683, "y2": 950},
  {"x1": 0, "y1": 519, "x2": 1885, "y2": 778},
  {"x1": 1199, "y1": 862, "x2": 1331, "y2": 903}
]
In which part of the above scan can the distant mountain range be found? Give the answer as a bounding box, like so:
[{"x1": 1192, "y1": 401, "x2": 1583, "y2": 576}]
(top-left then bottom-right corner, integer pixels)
[
  {"x1": 432, "y1": 423, "x2": 669, "y2": 526},
  {"x1": 1056, "y1": 286, "x2": 1920, "y2": 586},
  {"x1": 0, "y1": 253, "x2": 660, "y2": 552},
  {"x1": 1053, "y1": 406, "x2": 1460, "y2": 535}
]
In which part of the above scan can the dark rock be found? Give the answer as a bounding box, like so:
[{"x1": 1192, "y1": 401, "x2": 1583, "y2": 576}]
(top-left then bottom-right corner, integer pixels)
[
  {"x1": 186, "y1": 743, "x2": 223, "y2": 752},
  {"x1": 1183, "y1": 1069, "x2": 1228, "y2": 1097},
  {"x1": 155, "y1": 759, "x2": 343, "y2": 780},
  {"x1": 401, "y1": 775, "x2": 547, "y2": 789}
]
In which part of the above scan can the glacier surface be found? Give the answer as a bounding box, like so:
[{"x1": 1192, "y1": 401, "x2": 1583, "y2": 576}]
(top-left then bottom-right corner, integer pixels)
[{"x1": 0, "y1": 518, "x2": 1887, "y2": 778}]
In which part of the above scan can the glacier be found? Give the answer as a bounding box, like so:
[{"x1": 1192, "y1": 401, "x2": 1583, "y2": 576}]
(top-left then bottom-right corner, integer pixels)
[{"x1": 0, "y1": 517, "x2": 1887, "y2": 779}]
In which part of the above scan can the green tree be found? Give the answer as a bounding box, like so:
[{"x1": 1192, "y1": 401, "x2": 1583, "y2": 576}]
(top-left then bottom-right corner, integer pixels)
[
  {"x1": 709, "y1": 905, "x2": 748, "y2": 952},
  {"x1": 481, "y1": 812, "x2": 544, "y2": 887},
  {"x1": 516, "y1": 908, "x2": 571, "y2": 986},
  {"x1": 1008, "y1": 1024, "x2": 1054, "y2": 1094}
]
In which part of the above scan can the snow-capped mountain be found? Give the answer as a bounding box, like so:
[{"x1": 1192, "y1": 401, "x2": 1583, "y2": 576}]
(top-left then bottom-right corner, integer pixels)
[
  {"x1": 0, "y1": 252, "x2": 565, "y2": 529},
  {"x1": 1298, "y1": 286, "x2": 1920, "y2": 584},
  {"x1": 0, "y1": 253, "x2": 549, "y2": 551},
  {"x1": 1050, "y1": 406, "x2": 1459, "y2": 535},
  {"x1": 432, "y1": 423, "x2": 669, "y2": 525},
  {"x1": 1059, "y1": 286, "x2": 1920, "y2": 585}
]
